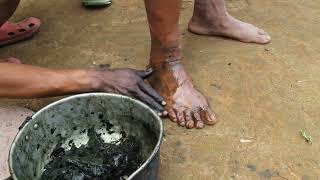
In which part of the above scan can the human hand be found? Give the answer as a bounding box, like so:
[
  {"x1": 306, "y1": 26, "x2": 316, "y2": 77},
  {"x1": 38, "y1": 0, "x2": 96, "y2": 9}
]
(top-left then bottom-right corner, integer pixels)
[{"x1": 90, "y1": 67, "x2": 167, "y2": 116}]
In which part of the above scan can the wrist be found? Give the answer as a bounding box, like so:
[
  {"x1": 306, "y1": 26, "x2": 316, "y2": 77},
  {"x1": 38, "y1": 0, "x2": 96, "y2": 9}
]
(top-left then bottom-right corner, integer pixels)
[{"x1": 85, "y1": 68, "x2": 113, "y2": 92}]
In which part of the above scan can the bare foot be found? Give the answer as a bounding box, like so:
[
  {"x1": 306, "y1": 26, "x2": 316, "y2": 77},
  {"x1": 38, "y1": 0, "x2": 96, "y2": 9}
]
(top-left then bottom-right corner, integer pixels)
[
  {"x1": 188, "y1": 0, "x2": 271, "y2": 44},
  {"x1": 149, "y1": 47, "x2": 218, "y2": 129}
]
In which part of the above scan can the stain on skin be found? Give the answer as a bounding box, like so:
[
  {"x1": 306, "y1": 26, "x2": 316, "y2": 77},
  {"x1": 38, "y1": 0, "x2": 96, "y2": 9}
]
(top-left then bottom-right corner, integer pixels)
[{"x1": 246, "y1": 164, "x2": 256, "y2": 172}]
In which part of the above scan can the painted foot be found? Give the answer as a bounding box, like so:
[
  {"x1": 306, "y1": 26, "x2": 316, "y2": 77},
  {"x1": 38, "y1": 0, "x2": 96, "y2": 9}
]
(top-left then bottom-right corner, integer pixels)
[
  {"x1": 149, "y1": 61, "x2": 218, "y2": 129},
  {"x1": 188, "y1": 0, "x2": 271, "y2": 44}
]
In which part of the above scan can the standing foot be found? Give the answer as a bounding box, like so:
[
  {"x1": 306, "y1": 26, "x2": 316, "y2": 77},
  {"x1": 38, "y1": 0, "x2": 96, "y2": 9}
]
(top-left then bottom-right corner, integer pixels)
[
  {"x1": 149, "y1": 56, "x2": 218, "y2": 129},
  {"x1": 188, "y1": 0, "x2": 271, "y2": 44}
]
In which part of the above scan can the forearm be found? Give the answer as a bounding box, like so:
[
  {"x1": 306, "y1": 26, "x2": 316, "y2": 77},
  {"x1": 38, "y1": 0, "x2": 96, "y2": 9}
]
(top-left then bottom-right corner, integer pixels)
[{"x1": 0, "y1": 63, "x2": 96, "y2": 98}]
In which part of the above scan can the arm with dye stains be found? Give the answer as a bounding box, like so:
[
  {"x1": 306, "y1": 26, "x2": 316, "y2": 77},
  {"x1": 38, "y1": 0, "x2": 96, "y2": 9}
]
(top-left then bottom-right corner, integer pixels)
[{"x1": 0, "y1": 63, "x2": 165, "y2": 114}]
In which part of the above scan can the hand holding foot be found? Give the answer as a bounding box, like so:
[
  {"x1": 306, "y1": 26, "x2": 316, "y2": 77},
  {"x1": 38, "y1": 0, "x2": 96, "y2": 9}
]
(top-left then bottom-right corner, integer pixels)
[{"x1": 91, "y1": 67, "x2": 167, "y2": 116}]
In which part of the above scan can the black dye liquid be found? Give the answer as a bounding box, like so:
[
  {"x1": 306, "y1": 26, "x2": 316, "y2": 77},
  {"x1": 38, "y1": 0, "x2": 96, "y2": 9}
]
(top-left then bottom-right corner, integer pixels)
[{"x1": 40, "y1": 128, "x2": 144, "y2": 180}]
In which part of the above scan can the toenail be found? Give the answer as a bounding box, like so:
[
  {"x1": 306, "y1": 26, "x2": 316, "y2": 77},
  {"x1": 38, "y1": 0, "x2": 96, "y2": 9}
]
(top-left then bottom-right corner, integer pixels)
[
  {"x1": 196, "y1": 122, "x2": 204, "y2": 129},
  {"x1": 179, "y1": 122, "x2": 185, "y2": 127},
  {"x1": 266, "y1": 35, "x2": 271, "y2": 40},
  {"x1": 186, "y1": 121, "x2": 194, "y2": 128}
]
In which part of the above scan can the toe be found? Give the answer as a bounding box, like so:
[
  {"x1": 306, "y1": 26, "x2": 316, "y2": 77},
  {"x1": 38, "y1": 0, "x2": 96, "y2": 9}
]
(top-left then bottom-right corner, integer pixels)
[
  {"x1": 167, "y1": 108, "x2": 177, "y2": 123},
  {"x1": 257, "y1": 29, "x2": 271, "y2": 43},
  {"x1": 176, "y1": 110, "x2": 186, "y2": 127},
  {"x1": 201, "y1": 109, "x2": 218, "y2": 125},
  {"x1": 192, "y1": 111, "x2": 204, "y2": 129},
  {"x1": 184, "y1": 111, "x2": 194, "y2": 129},
  {"x1": 261, "y1": 35, "x2": 271, "y2": 44}
]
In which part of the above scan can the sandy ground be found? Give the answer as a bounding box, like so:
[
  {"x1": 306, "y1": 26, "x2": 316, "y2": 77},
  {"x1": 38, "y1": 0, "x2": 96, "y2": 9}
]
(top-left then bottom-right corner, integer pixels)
[{"x1": 1, "y1": 0, "x2": 320, "y2": 179}]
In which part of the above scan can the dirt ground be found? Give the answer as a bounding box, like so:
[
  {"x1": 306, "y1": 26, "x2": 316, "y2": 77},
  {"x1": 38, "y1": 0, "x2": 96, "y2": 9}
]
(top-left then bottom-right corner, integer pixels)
[{"x1": 1, "y1": 0, "x2": 320, "y2": 179}]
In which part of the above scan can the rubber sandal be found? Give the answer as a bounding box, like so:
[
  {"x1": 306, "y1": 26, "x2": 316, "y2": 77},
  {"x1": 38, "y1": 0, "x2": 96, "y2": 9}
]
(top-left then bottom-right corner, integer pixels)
[
  {"x1": 82, "y1": 0, "x2": 112, "y2": 7},
  {"x1": 0, "y1": 17, "x2": 41, "y2": 47}
]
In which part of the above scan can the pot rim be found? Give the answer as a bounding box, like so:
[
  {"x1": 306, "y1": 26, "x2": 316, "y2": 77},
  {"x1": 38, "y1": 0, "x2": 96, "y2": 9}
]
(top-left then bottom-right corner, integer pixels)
[{"x1": 9, "y1": 93, "x2": 163, "y2": 180}]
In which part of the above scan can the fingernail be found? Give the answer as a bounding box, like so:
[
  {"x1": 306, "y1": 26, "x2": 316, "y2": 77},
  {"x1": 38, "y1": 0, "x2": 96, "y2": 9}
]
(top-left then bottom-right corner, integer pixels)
[
  {"x1": 162, "y1": 111, "x2": 168, "y2": 116},
  {"x1": 157, "y1": 112, "x2": 162, "y2": 116},
  {"x1": 146, "y1": 68, "x2": 153, "y2": 72},
  {"x1": 162, "y1": 101, "x2": 167, "y2": 106}
]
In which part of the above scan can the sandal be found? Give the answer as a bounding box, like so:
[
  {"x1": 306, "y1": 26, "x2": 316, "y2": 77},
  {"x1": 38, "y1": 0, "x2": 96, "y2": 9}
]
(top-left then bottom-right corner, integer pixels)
[
  {"x1": 0, "y1": 17, "x2": 41, "y2": 47},
  {"x1": 82, "y1": 0, "x2": 112, "y2": 7}
]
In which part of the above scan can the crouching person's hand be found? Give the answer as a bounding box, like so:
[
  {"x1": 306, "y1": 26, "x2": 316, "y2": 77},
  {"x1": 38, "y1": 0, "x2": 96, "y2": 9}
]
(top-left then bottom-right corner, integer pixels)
[{"x1": 89, "y1": 67, "x2": 166, "y2": 116}]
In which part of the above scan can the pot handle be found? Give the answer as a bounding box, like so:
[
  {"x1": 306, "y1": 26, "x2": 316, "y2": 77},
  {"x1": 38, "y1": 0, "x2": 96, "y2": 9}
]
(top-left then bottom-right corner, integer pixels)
[{"x1": 19, "y1": 116, "x2": 33, "y2": 130}]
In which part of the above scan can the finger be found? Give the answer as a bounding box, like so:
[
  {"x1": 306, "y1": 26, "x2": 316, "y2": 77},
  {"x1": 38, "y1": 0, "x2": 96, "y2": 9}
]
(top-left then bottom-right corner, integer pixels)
[
  {"x1": 192, "y1": 111, "x2": 204, "y2": 129},
  {"x1": 135, "y1": 89, "x2": 165, "y2": 112},
  {"x1": 139, "y1": 82, "x2": 165, "y2": 104},
  {"x1": 162, "y1": 110, "x2": 168, "y2": 117},
  {"x1": 184, "y1": 110, "x2": 194, "y2": 129},
  {"x1": 176, "y1": 110, "x2": 185, "y2": 127},
  {"x1": 155, "y1": 110, "x2": 163, "y2": 117},
  {"x1": 167, "y1": 108, "x2": 177, "y2": 122},
  {"x1": 136, "y1": 68, "x2": 153, "y2": 79}
]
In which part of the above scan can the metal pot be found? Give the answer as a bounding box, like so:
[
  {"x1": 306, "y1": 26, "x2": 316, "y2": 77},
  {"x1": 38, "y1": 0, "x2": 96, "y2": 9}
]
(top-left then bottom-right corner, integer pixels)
[{"x1": 9, "y1": 93, "x2": 163, "y2": 180}]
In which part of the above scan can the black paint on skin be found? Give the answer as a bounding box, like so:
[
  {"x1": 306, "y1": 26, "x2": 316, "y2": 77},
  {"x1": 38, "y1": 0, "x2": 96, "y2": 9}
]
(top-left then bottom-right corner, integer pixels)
[{"x1": 40, "y1": 127, "x2": 144, "y2": 180}]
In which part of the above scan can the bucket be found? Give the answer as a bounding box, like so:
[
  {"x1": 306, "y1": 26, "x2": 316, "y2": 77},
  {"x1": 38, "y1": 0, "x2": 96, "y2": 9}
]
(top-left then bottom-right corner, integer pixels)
[{"x1": 9, "y1": 93, "x2": 163, "y2": 180}]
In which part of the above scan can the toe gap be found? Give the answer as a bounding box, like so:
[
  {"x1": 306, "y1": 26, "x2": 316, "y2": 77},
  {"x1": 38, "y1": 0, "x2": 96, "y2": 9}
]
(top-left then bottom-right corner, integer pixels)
[
  {"x1": 8, "y1": 32, "x2": 15, "y2": 36},
  {"x1": 29, "y1": 23, "x2": 35, "y2": 27},
  {"x1": 19, "y1": 29, "x2": 26, "y2": 32}
]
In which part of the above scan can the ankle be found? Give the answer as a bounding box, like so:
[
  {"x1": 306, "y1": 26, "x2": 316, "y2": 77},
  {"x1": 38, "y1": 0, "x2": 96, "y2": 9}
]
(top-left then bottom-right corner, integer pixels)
[
  {"x1": 150, "y1": 41, "x2": 182, "y2": 67},
  {"x1": 192, "y1": 0, "x2": 229, "y2": 24}
]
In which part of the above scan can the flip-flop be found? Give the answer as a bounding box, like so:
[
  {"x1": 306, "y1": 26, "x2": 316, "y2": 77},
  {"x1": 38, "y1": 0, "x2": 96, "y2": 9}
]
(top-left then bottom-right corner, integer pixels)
[
  {"x1": 82, "y1": 0, "x2": 112, "y2": 7},
  {"x1": 0, "y1": 17, "x2": 41, "y2": 47}
]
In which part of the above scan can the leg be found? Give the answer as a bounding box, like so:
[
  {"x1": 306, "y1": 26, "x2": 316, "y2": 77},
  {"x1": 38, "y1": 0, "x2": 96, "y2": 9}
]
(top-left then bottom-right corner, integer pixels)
[
  {"x1": 188, "y1": 0, "x2": 271, "y2": 44},
  {"x1": 0, "y1": 0, "x2": 41, "y2": 47},
  {"x1": 0, "y1": 0, "x2": 20, "y2": 26},
  {"x1": 144, "y1": 0, "x2": 218, "y2": 129},
  {"x1": 0, "y1": 107, "x2": 34, "y2": 179}
]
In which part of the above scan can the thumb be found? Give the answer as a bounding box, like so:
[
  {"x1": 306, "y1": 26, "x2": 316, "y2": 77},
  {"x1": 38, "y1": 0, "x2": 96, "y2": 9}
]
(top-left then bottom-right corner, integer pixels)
[{"x1": 136, "y1": 68, "x2": 153, "y2": 79}]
